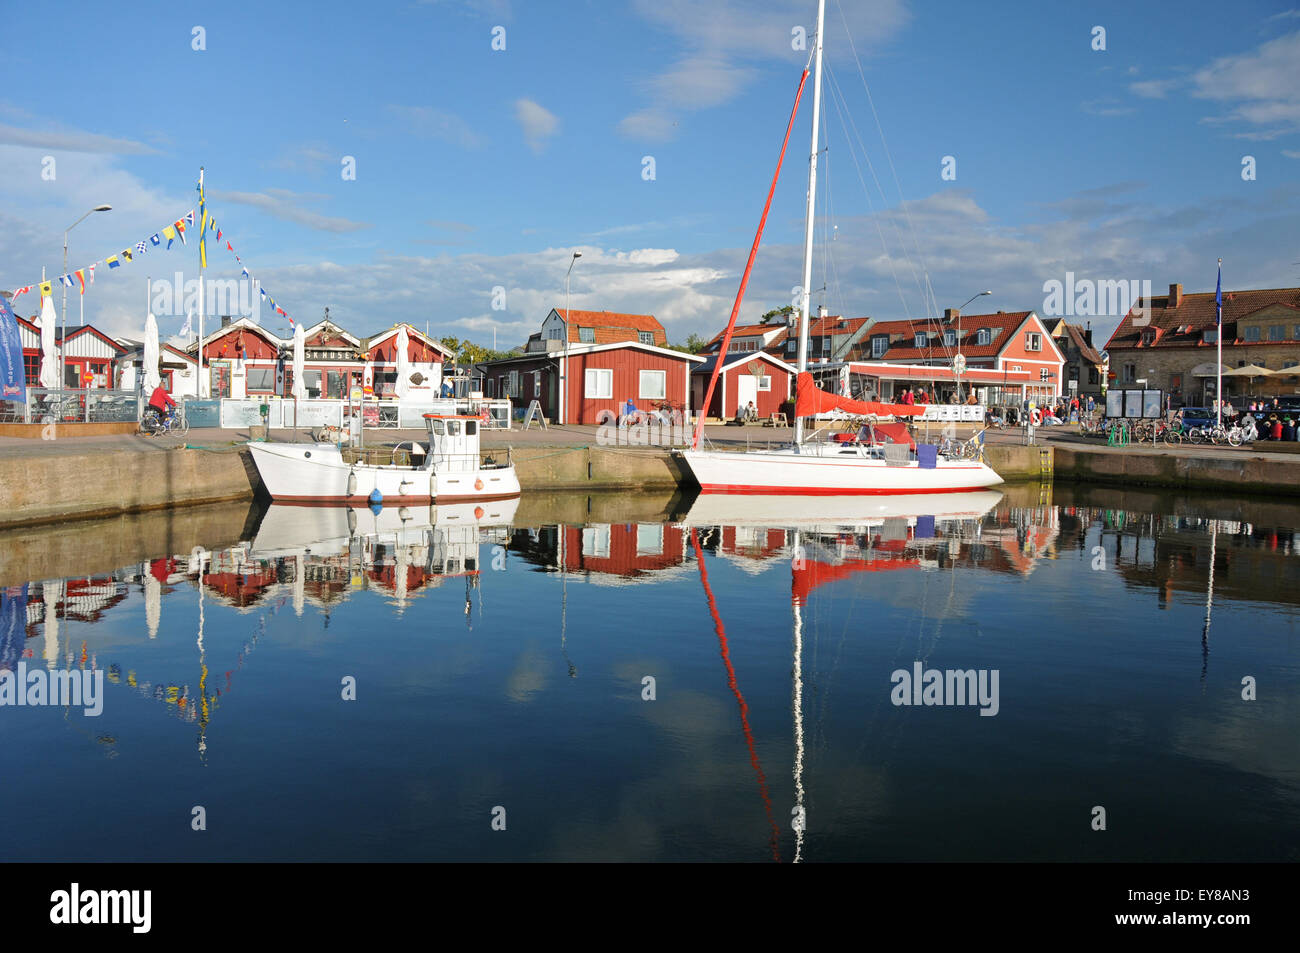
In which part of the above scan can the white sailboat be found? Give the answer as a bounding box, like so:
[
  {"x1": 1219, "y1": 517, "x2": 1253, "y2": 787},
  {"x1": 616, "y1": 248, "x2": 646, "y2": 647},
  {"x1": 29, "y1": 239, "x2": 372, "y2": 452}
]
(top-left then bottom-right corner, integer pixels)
[
  {"x1": 677, "y1": 0, "x2": 1002, "y2": 496},
  {"x1": 247, "y1": 413, "x2": 520, "y2": 505}
]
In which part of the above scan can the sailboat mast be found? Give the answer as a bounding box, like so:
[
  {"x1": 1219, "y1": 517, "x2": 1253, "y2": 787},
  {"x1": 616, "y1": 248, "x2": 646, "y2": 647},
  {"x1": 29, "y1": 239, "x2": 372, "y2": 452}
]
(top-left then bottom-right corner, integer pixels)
[{"x1": 794, "y1": 0, "x2": 826, "y2": 447}]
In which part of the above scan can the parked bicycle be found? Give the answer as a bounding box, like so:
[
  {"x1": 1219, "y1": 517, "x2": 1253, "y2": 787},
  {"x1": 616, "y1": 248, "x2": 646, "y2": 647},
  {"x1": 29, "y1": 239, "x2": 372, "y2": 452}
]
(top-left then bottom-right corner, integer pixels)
[{"x1": 139, "y1": 405, "x2": 189, "y2": 437}]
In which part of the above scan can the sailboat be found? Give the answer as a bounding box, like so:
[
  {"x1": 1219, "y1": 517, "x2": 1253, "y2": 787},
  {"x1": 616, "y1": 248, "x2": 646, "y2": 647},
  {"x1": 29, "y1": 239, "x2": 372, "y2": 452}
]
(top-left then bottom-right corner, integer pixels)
[{"x1": 676, "y1": 0, "x2": 1002, "y2": 496}]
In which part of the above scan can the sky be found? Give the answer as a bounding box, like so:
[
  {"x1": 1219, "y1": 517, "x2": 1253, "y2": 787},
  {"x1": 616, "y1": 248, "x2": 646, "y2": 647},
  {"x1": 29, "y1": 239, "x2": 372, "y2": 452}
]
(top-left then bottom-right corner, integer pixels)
[{"x1": 1, "y1": 0, "x2": 1298, "y2": 350}]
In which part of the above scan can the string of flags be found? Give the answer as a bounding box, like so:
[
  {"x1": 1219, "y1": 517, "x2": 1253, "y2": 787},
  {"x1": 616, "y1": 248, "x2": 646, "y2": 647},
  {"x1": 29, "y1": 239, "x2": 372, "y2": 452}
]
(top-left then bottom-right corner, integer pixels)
[
  {"x1": 8, "y1": 176, "x2": 298, "y2": 328},
  {"x1": 10, "y1": 209, "x2": 198, "y2": 305}
]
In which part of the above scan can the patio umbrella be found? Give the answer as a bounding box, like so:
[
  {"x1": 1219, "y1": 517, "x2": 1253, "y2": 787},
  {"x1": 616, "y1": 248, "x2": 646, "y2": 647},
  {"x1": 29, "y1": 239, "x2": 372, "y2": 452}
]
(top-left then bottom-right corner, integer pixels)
[
  {"x1": 38, "y1": 294, "x2": 59, "y2": 389},
  {"x1": 142, "y1": 313, "x2": 162, "y2": 393},
  {"x1": 291, "y1": 322, "x2": 306, "y2": 400},
  {"x1": 394, "y1": 325, "x2": 411, "y2": 400},
  {"x1": 1221, "y1": 363, "x2": 1273, "y2": 378}
]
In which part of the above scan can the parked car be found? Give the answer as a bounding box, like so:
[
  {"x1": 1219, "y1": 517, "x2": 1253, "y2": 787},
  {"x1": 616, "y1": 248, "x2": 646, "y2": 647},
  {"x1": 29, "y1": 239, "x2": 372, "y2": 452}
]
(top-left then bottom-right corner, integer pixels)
[{"x1": 1178, "y1": 406, "x2": 1214, "y2": 429}]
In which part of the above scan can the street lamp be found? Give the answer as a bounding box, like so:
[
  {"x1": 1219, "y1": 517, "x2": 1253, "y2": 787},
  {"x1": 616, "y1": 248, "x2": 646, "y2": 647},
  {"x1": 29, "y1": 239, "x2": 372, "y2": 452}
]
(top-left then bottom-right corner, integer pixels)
[
  {"x1": 561, "y1": 251, "x2": 581, "y2": 425},
  {"x1": 62, "y1": 204, "x2": 112, "y2": 405},
  {"x1": 952, "y1": 290, "x2": 991, "y2": 402}
]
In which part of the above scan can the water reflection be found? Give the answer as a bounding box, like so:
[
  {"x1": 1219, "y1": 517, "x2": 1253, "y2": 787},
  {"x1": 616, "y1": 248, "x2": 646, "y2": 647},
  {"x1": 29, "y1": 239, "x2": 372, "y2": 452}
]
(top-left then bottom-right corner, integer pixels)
[{"x1": 1, "y1": 485, "x2": 1296, "y2": 861}]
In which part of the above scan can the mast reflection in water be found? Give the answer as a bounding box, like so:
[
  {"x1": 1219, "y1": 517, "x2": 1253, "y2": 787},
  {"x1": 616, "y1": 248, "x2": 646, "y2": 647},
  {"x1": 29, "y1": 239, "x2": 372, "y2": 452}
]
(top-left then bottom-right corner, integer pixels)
[{"x1": 0, "y1": 486, "x2": 1295, "y2": 862}]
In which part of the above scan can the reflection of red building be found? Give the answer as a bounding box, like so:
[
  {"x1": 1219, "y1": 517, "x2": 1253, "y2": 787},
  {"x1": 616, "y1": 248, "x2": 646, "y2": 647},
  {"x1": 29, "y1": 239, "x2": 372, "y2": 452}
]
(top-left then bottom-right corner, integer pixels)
[
  {"x1": 201, "y1": 568, "x2": 280, "y2": 608},
  {"x1": 558, "y1": 524, "x2": 686, "y2": 579}
]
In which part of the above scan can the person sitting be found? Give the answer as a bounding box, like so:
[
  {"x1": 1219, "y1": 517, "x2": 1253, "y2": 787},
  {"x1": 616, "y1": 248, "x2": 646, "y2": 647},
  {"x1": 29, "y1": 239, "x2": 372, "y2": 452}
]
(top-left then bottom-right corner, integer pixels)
[
  {"x1": 1285, "y1": 418, "x2": 1297, "y2": 442},
  {"x1": 146, "y1": 385, "x2": 176, "y2": 421},
  {"x1": 743, "y1": 400, "x2": 758, "y2": 423},
  {"x1": 621, "y1": 399, "x2": 640, "y2": 426},
  {"x1": 966, "y1": 392, "x2": 979, "y2": 405},
  {"x1": 1270, "y1": 415, "x2": 1283, "y2": 441}
]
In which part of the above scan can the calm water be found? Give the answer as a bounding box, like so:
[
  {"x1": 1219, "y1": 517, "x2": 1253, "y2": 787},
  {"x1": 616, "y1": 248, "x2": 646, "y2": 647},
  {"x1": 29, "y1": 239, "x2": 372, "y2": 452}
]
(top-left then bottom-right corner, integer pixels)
[{"x1": 1, "y1": 485, "x2": 1296, "y2": 862}]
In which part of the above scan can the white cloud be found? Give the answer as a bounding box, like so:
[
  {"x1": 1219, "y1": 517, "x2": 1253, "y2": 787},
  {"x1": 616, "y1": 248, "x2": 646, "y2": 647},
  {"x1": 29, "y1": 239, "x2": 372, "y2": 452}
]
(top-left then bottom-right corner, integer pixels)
[
  {"x1": 1129, "y1": 79, "x2": 1179, "y2": 99},
  {"x1": 0, "y1": 122, "x2": 156, "y2": 155},
  {"x1": 514, "y1": 99, "x2": 559, "y2": 153},
  {"x1": 214, "y1": 189, "x2": 371, "y2": 233},
  {"x1": 1192, "y1": 31, "x2": 1300, "y2": 134},
  {"x1": 387, "y1": 105, "x2": 483, "y2": 149}
]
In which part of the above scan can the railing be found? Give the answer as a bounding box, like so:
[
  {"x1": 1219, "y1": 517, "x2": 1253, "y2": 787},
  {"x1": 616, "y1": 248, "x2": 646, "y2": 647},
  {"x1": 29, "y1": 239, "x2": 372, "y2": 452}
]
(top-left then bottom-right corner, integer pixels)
[
  {"x1": 215, "y1": 397, "x2": 514, "y2": 431},
  {"x1": 1, "y1": 387, "x2": 142, "y2": 425}
]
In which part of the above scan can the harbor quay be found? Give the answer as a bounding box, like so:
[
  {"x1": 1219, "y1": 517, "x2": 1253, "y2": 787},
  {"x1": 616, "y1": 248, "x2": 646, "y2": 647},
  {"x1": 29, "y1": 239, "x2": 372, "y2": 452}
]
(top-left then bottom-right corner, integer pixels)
[{"x1": 1, "y1": 420, "x2": 1299, "y2": 530}]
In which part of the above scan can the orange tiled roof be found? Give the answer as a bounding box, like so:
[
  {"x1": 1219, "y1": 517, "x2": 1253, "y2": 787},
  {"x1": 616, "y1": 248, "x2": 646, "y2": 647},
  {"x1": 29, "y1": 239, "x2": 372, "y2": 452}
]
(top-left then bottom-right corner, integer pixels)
[
  {"x1": 865, "y1": 312, "x2": 1032, "y2": 361},
  {"x1": 1107, "y1": 287, "x2": 1300, "y2": 350},
  {"x1": 557, "y1": 309, "x2": 666, "y2": 345}
]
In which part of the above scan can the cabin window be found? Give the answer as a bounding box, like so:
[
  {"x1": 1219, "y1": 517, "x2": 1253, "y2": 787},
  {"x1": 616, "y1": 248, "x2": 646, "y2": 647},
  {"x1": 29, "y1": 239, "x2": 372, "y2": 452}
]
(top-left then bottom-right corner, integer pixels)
[
  {"x1": 465, "y1": 420, "x2": 477, "y2": 436},
  {"x1": 585, "y1": 368, "x2": 613, "y2": 398},
  {"x1": 638, "y1": 331, "x2": 654, "y2": 345},
  {"x1": 976, "y1": 328, "x2": 992, "y2": 346},
  {"x1": 447, "y1": 420, "x2": 461, "y2": 435},
  {"x1": 639, "y1": 369, "x2": 666, "y2": 399},
  {"x1": 579, "y1": 327, "x2": 595, "y2": 343},
  {"x1": 757, "y1": 375, "x2": 771, "y2": 391},
  {"x1": 1025, "y1": 332, "x2": 1042, "y2": 351},
  {"x1": 429, "y1": 419, "x2": 445, "y2": 435},
  {"x1": 1243, "y1": 326, "x2": 1260, "y2": 342},
  {"x1": 871, "y1": 336, "x2": 888, "y2": 358}
]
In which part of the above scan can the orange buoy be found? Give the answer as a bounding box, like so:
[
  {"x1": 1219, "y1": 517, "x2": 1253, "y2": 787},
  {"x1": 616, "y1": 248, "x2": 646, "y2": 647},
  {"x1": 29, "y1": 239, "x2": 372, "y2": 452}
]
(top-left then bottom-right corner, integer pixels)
[
  {"x1": 474, "y1": 478, "x2": 484, "y2": 490},
  {"x1": 474, "y1": 506, "x2": 485, "y2": 519}
]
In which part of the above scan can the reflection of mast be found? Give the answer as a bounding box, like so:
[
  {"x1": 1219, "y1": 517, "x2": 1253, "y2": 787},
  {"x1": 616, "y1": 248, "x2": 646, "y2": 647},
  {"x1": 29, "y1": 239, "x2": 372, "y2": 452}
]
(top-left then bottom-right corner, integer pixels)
[
  {"x1": 196, "y1": 555, "x2": 209, "y2": 763},
  {"x1": 690, "y1": 528, "x2": 781, "y2": 861},
  {"x1": 560, "y1": 526, "x2": 575, "y2": 677},
  {"x1": 791, "y1": 529, "x2": 806, "y2": 864},
  {"x1": 1201, "y1": 519, "x2": 1216, "y2": 689}
]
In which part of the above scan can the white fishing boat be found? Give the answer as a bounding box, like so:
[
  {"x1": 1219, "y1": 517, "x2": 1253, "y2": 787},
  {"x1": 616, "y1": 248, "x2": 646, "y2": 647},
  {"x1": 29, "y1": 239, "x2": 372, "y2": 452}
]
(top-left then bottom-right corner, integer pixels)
[
  {"x1": 247, "y1": 413, "x2": 520, "y2": 505},
  {"x1": 676, "y1": 0, "x2": 1002, "y2": 496}
]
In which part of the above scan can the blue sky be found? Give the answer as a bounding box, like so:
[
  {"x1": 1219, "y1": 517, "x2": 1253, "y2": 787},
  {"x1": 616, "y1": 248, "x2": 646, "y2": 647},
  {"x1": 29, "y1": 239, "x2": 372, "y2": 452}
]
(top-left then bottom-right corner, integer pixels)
[{"x1": 1, "y1": 0, "x2": 1298, "y2": 347}]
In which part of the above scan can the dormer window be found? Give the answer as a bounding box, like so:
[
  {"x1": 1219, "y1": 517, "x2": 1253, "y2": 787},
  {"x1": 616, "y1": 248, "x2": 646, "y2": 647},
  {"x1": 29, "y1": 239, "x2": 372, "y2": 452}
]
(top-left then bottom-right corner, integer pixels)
[
  {"x1": 943, "y1": 330, "x2": 956, "y2": 347},
  {"x1": 914, "y1": 333, "x2": 927, "y2": 348},
  {"x1": 1243, "y1": 326, "x2": 1260, "y2": 342},
  {"x1": 1141, "y1": 328, "x2": 1157, "y2": 345},
  {"x1": 639, "y1": 330, "x2": 654, "y2": 345},
  {"x1": 579, "y1": 327, "x2": 595, "y2": 343},
  {"x1": 976, "y1": 328, "x2": 992, "y2": 346},
  {"x1": 871, "y1": 335, "x2": 888, "y2": 358},
  {"x1": 1202, "y1": 329, "x2": 1217, "y2": 344}
]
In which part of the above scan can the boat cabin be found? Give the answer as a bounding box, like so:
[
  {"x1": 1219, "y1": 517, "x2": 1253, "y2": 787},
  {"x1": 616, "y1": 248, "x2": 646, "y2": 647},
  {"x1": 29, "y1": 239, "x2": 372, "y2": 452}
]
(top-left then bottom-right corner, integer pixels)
[{"x1": 423, "y1": 413, "x2": 486, "y2": 472}]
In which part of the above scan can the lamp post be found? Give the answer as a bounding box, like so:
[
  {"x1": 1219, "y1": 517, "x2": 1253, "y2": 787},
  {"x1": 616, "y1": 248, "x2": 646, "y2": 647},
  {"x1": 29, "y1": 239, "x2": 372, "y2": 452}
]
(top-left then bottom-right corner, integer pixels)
[
  {"x1": 561, "y1": 251, "x2": 581, "y2": 425},
  {"x1": 952, "y1": 290, "x2": 991, "y2": 402},
  {"x1": 62, "y1": 205, "x2": 111, "y2": 407}
]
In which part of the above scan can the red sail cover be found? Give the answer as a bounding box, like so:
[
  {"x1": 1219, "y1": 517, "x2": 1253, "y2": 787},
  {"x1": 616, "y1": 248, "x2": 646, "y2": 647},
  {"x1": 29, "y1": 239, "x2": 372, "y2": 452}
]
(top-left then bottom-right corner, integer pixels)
[{"x1": 794, "y1": 372, "x2": 924, "y2": 418}]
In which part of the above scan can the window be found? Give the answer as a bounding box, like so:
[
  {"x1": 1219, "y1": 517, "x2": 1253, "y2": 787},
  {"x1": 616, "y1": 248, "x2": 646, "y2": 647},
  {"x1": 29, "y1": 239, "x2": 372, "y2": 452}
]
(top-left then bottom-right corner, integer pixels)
[
  {"x1": 821, "y1": 337, "x2": 831, "y2": 354},
  {"x1": 1025, "y1": 332, "x2": 1042, "y2": 351},
  {"x1": 636, "y1": 524, "x2": 664, "y2": 556},
  {"x1": 1203, "y1": 329, "x2": 1217, "y2": 344},
  {"x1": 943, "y1": 330, "x2": 956, "y2": 347},
  {"x1": 787, "y1": 340, "x2": 797, "y2": 354},
  {"x1": 914, "y1": 333, "x2": 927, "y2": 348},
  {"x1": 1243, "y1": 326, "x2": 1261, "y2": 342},
  {"x1": 246, "y1": 366, "x2": 276, "y2": 392},
  {"x1": 1088, "y1": 366, "x2": 1099, "y2": 384},
  {"x1": 1269, "y1": 325, "x2": 1285, "y2": 341},
  {"x1": 1294, "y1": 326, "x2": 1300, "y2": 341},
  {"x1": 871, "y1": 336, "x2": 888, "y2": 358},
  {"x1": 582, "y1": 525, "x2": 611, "y2": 558},
  {"x1": 757, "y1": 375, "x2": 771, "y2": 391},
  {"x1": 1170, "y1": 374, "x2": 1182, "y2": 391},
  {"x1": 1122, "y1": 363, "x2": 1136, "y2": 383},
  {"x1": 639, "y1": 369, "x2": 666, "y2": 399},
  {"x1": 585, "y1": 367, "x2": 613, "y2": 398},
  {"x1": 976, "y1": 328, "x2": 992, "y2": 346},
  {"x1": 447, "y1": 420, "x2": 461, "y2": 435},
  {"x1": 533, "y1": 372, "x2": 541, "y2": 398},
  {"x1": 1286, "y1": 360, "x2": 1300, "y2": 369},
  {"x1": 507, "y1": 370, "x2": 519, "y2": 398},
  {"x1": 23, "y1": 353, "x2": 39, "y2": 384},
  {"x1": 638, "y1": 331, "x2": 654, "y2": 345},
  {"x1": 465, "y1": 420, "x2": 477, "y2": 436},
  {"x1": 1142, "y1": 329, "x2": 1156, "y2": 345},
  {"x1": 545, "y1": 325, "x2": 564, "y2": 341},
  {"x1": 578, "y1": 327, "x2": 595, "y2": 343}
]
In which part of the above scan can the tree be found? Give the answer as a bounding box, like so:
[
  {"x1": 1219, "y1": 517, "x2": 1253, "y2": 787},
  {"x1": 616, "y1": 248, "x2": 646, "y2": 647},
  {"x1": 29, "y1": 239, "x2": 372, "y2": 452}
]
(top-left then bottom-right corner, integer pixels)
[
  {"x1": 760, "y1": 306, "x2": 795, "y2": 325},
  {"x1": 668, "y1": 333, "x2": 709, "y2": 354}
]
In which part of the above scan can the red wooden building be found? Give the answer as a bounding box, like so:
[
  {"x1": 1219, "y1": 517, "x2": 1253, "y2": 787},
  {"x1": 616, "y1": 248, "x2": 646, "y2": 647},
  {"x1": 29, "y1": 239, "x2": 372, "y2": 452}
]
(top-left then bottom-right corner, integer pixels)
[{"x1": 691, "y1": 350, "x2": 795, "y2": 421}]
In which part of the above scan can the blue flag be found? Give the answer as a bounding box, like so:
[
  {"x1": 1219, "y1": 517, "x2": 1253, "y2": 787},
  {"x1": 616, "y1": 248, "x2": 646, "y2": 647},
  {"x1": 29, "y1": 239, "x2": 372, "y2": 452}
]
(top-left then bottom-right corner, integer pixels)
[
  {"x1": 0, "y1": 293, "x2": 26, "y2": 404},
  {"x1": 1215, "y1": 261, "x2": 1222, "y2": 327}
]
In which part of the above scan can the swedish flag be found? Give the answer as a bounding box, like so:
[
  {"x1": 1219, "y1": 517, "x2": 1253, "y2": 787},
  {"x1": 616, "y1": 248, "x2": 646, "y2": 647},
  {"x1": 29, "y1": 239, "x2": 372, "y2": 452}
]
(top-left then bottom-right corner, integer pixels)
[{"x1": 198, "y1": 171, "x2": 208, "y2": 269}]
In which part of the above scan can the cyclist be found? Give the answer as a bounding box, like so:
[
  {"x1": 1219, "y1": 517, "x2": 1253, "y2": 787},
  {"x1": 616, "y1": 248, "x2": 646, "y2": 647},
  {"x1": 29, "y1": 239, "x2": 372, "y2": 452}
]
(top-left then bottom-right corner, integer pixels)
[{"x1": 146, "y1": 385, "x2": 176, "y2": 424}]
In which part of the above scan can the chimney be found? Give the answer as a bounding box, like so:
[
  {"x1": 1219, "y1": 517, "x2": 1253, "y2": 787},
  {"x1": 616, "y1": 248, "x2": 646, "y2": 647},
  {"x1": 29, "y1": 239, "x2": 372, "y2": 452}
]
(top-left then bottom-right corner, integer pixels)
[
  {"x1": 221, "y1": 315, "x2": 232, "y2": 328},
  {"x1": 818, "y1": 305, "x2": 828, "y2": 318},
  {"x1": 1168, "y1": 283, "x2": 1183, "y2": 308},
  {"x1": 943, "y1": 308, "x2": 958, "y2": 322}
]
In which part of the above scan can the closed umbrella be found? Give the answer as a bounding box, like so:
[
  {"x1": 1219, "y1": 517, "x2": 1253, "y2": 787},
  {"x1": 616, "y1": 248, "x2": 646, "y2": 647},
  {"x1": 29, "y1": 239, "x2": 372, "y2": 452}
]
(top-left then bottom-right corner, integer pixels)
[
  {"x1": 38, "y1": 294, "x2": 58, "y2": 390},
  {"x1": 142, "y1": 313, "x2": 162, "y2": 393},
  {"x1": 291, "y1": 323, "x2": 306, "y2": 400},
  {"x1": 394, "y1": 325, "x2": 410, "y2": 400}
]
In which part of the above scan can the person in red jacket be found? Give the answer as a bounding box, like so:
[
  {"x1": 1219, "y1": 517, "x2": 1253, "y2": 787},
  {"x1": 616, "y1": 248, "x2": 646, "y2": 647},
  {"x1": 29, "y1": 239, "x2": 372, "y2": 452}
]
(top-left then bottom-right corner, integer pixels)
[
  {"x1": 147, "y1": 385, "x2": 176, "y2": 419},
  {"x1": 1270, "y1": 416, "x2": 1283, "y2": 441}
]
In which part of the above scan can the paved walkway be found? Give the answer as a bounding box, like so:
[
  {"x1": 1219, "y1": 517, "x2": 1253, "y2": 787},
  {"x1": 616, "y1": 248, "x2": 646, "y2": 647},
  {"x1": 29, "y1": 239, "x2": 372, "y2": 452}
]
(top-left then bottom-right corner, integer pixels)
[{"x1": 3, "y1": 420, "x2": 1298, "y2": 464}]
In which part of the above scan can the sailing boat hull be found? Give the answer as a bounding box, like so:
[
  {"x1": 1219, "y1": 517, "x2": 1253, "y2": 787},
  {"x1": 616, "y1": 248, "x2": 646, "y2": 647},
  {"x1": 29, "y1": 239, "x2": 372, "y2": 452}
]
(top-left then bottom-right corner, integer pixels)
[{"x1": 677, "y1": 447, "x2": 1003, "y2": 495}]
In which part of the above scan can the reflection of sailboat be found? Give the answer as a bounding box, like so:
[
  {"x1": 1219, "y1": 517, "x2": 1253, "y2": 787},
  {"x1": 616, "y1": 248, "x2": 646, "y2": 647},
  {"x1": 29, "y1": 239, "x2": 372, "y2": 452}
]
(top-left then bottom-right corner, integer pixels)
[{"x1": 676, "y1": 491, "x2": 1003, "y2": 529}]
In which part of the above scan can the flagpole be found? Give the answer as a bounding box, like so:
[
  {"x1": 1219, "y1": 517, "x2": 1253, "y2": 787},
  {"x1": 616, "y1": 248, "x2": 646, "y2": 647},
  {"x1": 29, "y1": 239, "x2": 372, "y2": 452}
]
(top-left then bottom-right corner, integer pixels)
[
  {"x1": 1216, "y1": 259, "x2": 1223, "y2": 430},
  {"x1": 198, "y1": 167, "x2": 206, "y2": 399}
]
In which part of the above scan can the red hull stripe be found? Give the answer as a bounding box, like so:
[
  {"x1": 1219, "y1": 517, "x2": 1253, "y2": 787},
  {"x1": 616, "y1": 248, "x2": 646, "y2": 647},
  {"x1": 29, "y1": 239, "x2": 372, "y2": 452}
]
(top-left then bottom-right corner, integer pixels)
[
  {"x1": 698, "y1": 484, "x2": 993, "y2": 496},
  {"x1": 270, "y1": 492, "x2": 520, "y2": 506}
]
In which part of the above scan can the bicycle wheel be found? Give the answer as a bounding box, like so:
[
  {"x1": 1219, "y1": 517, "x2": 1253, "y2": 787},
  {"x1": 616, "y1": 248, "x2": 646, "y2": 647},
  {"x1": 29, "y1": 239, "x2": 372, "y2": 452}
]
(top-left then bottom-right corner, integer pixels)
[
  {"x1": 1188, "y1": 428, "x2": 1202, "y2": 444},
  {"x1": 1163, "y1": 429, "x2": 1183, "y2": 446},
  {"x1": 175, "y1": 417, "x2": 190, "y2": 437},
  {"x1": 1227, "y1": 430, "x2": 1242, "y2": 447}
]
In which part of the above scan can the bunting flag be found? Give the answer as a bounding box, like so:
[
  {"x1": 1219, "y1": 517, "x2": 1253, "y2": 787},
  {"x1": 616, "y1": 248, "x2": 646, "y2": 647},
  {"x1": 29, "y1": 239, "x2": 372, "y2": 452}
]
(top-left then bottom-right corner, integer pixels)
[
  {"x1": 121, "y1": 248, "x2": 133, "y2": 262},
  {"x1": 12, "y1": 287, "x2": 31, "y2": 302},
  {"x1": 184, "y1": 210, "x2": 195, "y2": 227},
  {"x1": 59, "y1": 275, "x2": 74, "y2": 287},
  {"x1": 87, "y1": 264, "x2": 95, "y2": 286},
  {"x1": 198, "y1": 173, "x2": 208, "y2": 270},
  {"x1": 174, "y1": 221, "x2": 187, "y2": 245},
  {"x1": 39, "y1": 281, "x2": 52, "y2": 297},
  {"x1": 135, "y1": 241, "x2": 147, "y2": 255},
  {"x1": 150, "y1": 233, "x2": 162, "y2": 246},
  {"x1": 107, "y1": 256, "x2": 120, "y2": 269},
  {"x1": 76, "y1": 270, "x2": 85, "y2": 294},
  {"x1": 163, "y1": 225, "x2": 177, "y2": 248}
]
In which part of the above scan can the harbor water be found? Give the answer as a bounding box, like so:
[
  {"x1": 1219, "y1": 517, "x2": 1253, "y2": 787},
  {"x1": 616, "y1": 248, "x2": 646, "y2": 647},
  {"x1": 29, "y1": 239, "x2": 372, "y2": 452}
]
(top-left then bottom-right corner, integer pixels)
[{"x1": 0, "y1": 484, "x2": 1296, "y2": 862}]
